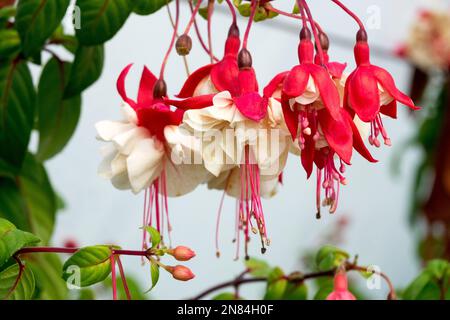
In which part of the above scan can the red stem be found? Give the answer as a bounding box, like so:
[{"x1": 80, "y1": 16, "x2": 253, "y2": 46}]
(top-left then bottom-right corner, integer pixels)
[
  {"x1": 265, "y1": 4, "x2": 323, "y2": 34},
  {"x1": 243, "y1": 0, "x2": 258, "y2": 50},
  {"x1": 116, "y1": 256, "x2": 132, "y2": 300},
  {"x1": 184, "y1": 0, "x2": 203, "y2": 35},
  {"x1": 224, "y1": 0, "x2": 237, "y2": 24},
  {"x1": 331, "y1": 0, "x2": 365, "y2": 30},
  {"x1": 207, "y1": 0, "x2": 215, "y2": 63},
  {"x1": 189, "y1": 0, "x2": 219, "y2": 62},
  {"x1": 160, "y1": 0, "x2": 180, "y2": 80},
  {"x1": 111, "y1": 255, "x2": 117, "y2": 300},
  {"x1": 16, "y1": 247, "x2": 149, "y2": 257},
  {"x1": 301, "y1": 0, "x2": 326, "y2": 66}
]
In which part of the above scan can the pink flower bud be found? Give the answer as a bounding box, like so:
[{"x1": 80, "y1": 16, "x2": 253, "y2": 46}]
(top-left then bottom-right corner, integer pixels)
[
  {"x1": 326, "y1": 269, "x2": 356, "y2": 300},
  {"x1": 170, "y1": 246, "x2": 196, "y2": 261},
  {"x1": 167, "y1": 265, "x2": 195, "y2": 281}
]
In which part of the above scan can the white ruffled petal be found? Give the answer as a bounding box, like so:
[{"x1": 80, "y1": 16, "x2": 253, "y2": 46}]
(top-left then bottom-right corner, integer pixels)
[
  {"x1": 120, "y1": 103, "x2": 138, "y2": 124},
  {"x1": 127, "y1": 138, "x2": 165, "y2": 194},
  {"x1": 95, "y1": 120, "x2": 134, "y2": 142},
  {"x1": 112, "y1": 126, "x2": 150, "y2": 155},
  {"x1": 194, "y1": 76, "x2": 218, "y2": 96}
]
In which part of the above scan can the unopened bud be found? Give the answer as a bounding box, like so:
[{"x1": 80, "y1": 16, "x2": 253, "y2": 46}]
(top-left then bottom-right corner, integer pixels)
[
  {"x1": 356, "y1": 29, "x2": 368, "y2": 42},
  {"x1": 169, "y1": 246, "x2": 196, "y2": 261},
  {"x1": 153, "y1": 79, "x2": 167, "y2": 98},
  {"x1": 238, "y1": 48, "x2": 252, "y2": 69},
  {"x1": 300, "y1": 27, "x2": 311, "y2": 40},
  {"x1": 318, "y1": 32, "x2": 330, "y2": 51},
  {"x1": 167, "y1": 265, "x2": 195, "y2": 281},
  {"x1": 176, "y1": 34, "x2": 192, "y2": 56},
  {"x1": 228, "y1": 23, "x2": 240, "y2": 37}
]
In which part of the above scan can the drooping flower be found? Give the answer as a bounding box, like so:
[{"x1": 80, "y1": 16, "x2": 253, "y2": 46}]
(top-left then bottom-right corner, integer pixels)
[
  {"x1": 96, "y1": 64, "x2": 210, "y2": 248},
  {"x1": 326, "y1": 268, "x2": 356, "y2": 300},
  {"x1": 344, "y1": 30, "x2": 420, "y2": 147},
  {"x1": 263, "y1": 29, "x2": 375, "y2": 217}
]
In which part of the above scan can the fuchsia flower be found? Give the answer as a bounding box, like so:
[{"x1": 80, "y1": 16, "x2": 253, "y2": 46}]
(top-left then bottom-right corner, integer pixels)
[
  {"x1": 344, "y1": 30, "x2": 420, "y2": 147},
  {"x1": 326, "y1": 268, "x2": 356, "y2": 300},
  {"x1": 96, "y1": 65, "x2": 210, "y2": 248},
  {"x1": 264, "y1": 29, "x2": 376, "y2": 216}
]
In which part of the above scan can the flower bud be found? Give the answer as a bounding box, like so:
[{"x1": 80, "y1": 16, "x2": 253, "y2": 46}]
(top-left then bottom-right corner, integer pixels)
[
  {"x1": 238, "y1": 48, "x2": 252, "y2": 69},
  {"x1": 153, "y1": 79, "x2": 167, "y2": 98},
  {"x1": 169, "y1": 246, "x2": 196, "y2": 261},
  {"x1": 356, "y1": 29, "x2": 368, "y2": 42},
  {"x1": 176, "y1": 34, "x2": 192, "y2": 56},
  {"x1": 167, "y1": 265, "x2": 195, "y2": 281}
]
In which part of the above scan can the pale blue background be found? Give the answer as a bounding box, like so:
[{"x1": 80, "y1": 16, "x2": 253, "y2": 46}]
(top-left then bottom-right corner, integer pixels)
[{"x1": 34, "y1": 0, "x2": 447, "y2": 299}]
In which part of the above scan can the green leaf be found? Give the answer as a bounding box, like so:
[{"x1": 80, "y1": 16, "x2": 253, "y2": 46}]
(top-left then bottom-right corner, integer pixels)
[
  {"x1": 104, "y1": 274, "x2": 147, "y2": 300},
  {"x1": 0, "y1": 60, "x2": 36, "y2": 172},
  {"x1": 27, "y1": 253, "x2": 68, "y2": 299},
  {"x1": 0, "y1": 218, "x2": 40, "y2": 267},
  {"x1": 75, "y1": 0, "x2": 134, "y2": 45},
  {"x1": 237, "y1": 3, "x2": 251, "y2": 17},
  {"x1": 143, "y1": 226, "x2": 161, "y2": 248},
  {"x1": 36, "y1": 58, "x2": 81, "y2": 161},
  {"x1": 0, "y1": 153, "x2": 57, "y2": 243},
  {"x1": 313, "y1": 280, "x2": 334, "y2": 300},
  {"x1": 403, "y1": 273, "x2": 440, "y2": 300},
  {"x1": 64, "y1": 45, "x2": 104, "y2": 98},
  {"x1": 264, "y1": 278, "x2": 287, "y2": 300},
  {"x1": 245, "y1": 258, "x2": 271, "y2": 277},
  {"x1": 425, "y1": 260, "x2": 449, "y2": 280},
  {"x1": 213, "y1": 292, "x2": 239, "y2": 300},
  {"x1": 254, "y1": 6, "x2": 267, "y2": 22},
  {"x1": 315, "y1": 245, "x2": 349, "y2": 271},
  {"x1": 0, "y1": 29, "x2": 21, "y2": 59},
  {"x1": 0, "y1": 263, "x2": 35, "y2": 300},
  {"x1": 15, "y1": 0, "x2": 71, "y2": 57},
  {"x1": 267, "y1": 266, "x2": 284, "y2": 283},
  {"x1": 133, "y1": 0, "x2": 171, "y2": 15},
  {"x1": 283, "y1": 282, "x2": 308, "y2": 300},
  {"x1": 62, "y1": 245, "x2": 114, "y2": 287},
  {"x1": 146, "y1": 261, "x2": 159, "y2": 292}
]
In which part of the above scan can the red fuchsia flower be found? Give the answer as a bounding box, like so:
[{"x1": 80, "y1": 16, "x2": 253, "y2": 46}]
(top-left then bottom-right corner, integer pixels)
[
  {"x1": 326, "y1": 268, "x2": 356, "y2": 300},
  {"x1": 166, "y1": 265, "x2": 195, "y2": 281},
  {"x1": 344, "y1": 30, "x2": 420, "y2": 148},
  {"x1": 96, "y1": 64, "x2": 210, "y2": 249},
  {"x1": 169, "y1": 246, "x2": 196, "y2": 261},
  {"x1": 264, "y1": 29, "x2": 376, "y2": 217}
]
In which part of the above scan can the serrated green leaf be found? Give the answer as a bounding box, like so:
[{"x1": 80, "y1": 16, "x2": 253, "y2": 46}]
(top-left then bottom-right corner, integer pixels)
[
  {"x1": 315, "y1": 245, "x2": 349, "y2": 271},
  {"x1": 36, "y1": 58, "x2": 81, "y2": 161},
  {"x1": 15, "y1": 0, "x2": 70, "y2": 57},
  {"x1": 0, "y1": 263, "x2": 35, "y2": 300},
  {"x1": 0, "y1": 218, "x2": 40, "y2": 267},
  {"x1": 0, "y1": 60, "x2": 36, "y2": 172},
  {"x1": 0, "y1": 29, "x2": 21, "y2": 59},
  {"x1": 143, "y1": 226, "x2": 161, "y2": 248},
  {"x1": 245, "y1": 258, "x2": 271, "y2": 277},
  {"x1": 0, "y1": 153, "x2": 57, "y2": 243},
  {"x1": 75, "y1": 0, "x2": 134, "y2": 45},
  {"x1": 133, "y1": 0, "x2": 171, "y2": 15},
  {"x1": 264, "y1": 278, "x2": 287, "y2": 300},
  {"x1": 64, "y1": 45, "x2": 104, "y2": 98},
  {"x1": 62, "y1": 245, "x2": 113, "y2": 287},
  {"x1": 213, "y1": 292, "x2": 239, "y2": 300}
]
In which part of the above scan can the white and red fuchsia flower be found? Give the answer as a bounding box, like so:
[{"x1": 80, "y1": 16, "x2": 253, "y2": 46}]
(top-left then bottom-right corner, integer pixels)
[
  {"x1": 96, "y1": 65, "x2": 211, "y2": 248},
  {"x1": 344, "y1": 29, "x2": 420, "y2": 148},
  {"x1": 264, "y1": 28, "x2": 376, "y2": 218},
  {"x1": 169, "y1": 23, "x2": 290, "y2": 257}
]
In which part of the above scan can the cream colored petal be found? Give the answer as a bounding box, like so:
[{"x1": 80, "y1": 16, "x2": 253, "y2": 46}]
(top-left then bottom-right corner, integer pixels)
[
  {"x1": 194, "y1": 76, "x2": 218, "y2": 96},
  {"x1": 98, "y1": 146, "x2": 117, "y2": 179},
  {"x1": 111, "y1": 171, "x2": 132, "y2": 190},
  {"x1": 95, "y1": 120, "x2": 134, "y2": 142},
  {"x1": 378, "y1": 83, "x2": 394, "y2": 106},
  {"x1": 112, "y1": 126, "x2": 151, "y2": 156},
  {"x1": 127, "y1": 138, "x2": 165, "y2": 193},
  {"x1": 164, "y1": 159, "x2": 213, "y2": 197},
  {"x1": 353, "y1": 114, "x2": 370, "y2": 139},
  {"x1": 182, "y1": 108, "x2": 225, "y2": 132},
  {"x1": 295, "y1": 76, "x2": 320, "y2": 105},
  {"x1": 110, "y1": 153, "x2": 127, "y2": 176},
  {"x1": 213, "y1": 91, "x2": 233, "y2": 108},
  {"x1": 120, "y1": 103, "x2": 138, "y2": 124}
]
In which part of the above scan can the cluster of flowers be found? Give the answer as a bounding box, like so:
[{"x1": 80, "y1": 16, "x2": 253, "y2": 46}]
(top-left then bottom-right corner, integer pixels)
[
  {"x1": 96, "y1": 0, "x2": 419, "y2": 258},
  {"x1": 398, "y1": 9, "x2": 450, "y2": 72}
]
